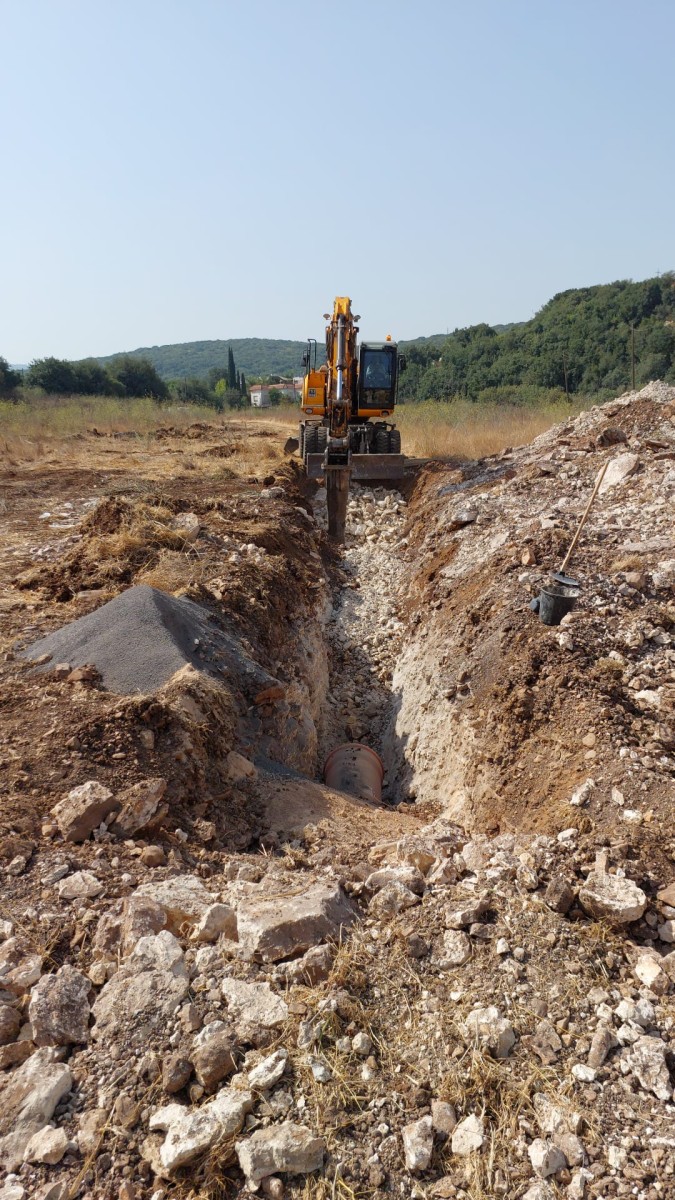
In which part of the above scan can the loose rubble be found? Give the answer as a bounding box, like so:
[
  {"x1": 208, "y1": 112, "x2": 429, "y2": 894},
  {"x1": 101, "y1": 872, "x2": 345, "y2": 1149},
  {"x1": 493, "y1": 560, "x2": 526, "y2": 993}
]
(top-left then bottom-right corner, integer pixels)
[{"x1": 0, "y1": 387, "x2": 674, "y2": 1197}]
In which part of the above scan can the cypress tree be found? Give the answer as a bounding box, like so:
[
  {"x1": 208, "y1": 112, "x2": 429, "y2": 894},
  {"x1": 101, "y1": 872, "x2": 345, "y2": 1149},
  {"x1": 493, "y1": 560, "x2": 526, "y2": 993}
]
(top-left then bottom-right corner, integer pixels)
[
  {"x1": 240, "y1": 371, "x2": 247, "y2": 395},
  {"x1": 227, "y1": 347, "x2": 236, "y2": 390}
]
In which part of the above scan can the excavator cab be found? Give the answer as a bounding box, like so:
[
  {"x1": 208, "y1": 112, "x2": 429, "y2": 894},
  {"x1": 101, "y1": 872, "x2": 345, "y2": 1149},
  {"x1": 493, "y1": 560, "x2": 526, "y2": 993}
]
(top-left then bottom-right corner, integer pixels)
[{"x1": 357, "y1": 343, "x2": 399, "y2": 417}]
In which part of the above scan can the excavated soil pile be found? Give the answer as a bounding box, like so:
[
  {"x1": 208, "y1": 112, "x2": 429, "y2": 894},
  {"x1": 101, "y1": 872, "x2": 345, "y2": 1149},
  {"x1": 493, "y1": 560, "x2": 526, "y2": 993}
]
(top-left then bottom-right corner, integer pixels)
[
  {"x1": 3, "y1": 396, "x2": 675, "y2": 1200},
  {"x1": 22, "y1": 584, "x2": 274, "y2": 696}
]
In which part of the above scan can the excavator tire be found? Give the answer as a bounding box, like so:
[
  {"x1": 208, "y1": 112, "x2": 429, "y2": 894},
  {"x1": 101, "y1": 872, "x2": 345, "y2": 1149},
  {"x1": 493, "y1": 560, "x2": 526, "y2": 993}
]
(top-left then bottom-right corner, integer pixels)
[
  {"x1": 389, "y1": 428, "x2": 401, "y2": 454},
  {"x1": 298, "y1": 424, "x2": 305, "y2": 459},
  {"x1": 317, "y1": 425, "x2": 329, "y2": 453},
  {"x1": 375, "y1": 429, "x2": 390, "y2": 454},
  {"x1": 304, "y1": 425, "x2": 319, "y2": 456}
]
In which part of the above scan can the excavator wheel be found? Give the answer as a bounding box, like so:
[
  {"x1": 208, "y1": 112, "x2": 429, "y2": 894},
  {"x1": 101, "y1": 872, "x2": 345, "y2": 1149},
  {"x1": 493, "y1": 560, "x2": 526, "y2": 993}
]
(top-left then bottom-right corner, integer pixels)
[
  {"x1": 375, "y1": 428, "x2": 390, "y2": 454},
  {"x1": 317, "y1": 425, "x2": 329, "y2": 453},
  {"x1": 389, "y1": 428, "x2": 401, "y2": 454},
  {"x1": 304, "y1": 425, "x2": 319, "y2": 456},
  {"x1": 298, "y1": 424, "x2": 305, "y2": 459}
]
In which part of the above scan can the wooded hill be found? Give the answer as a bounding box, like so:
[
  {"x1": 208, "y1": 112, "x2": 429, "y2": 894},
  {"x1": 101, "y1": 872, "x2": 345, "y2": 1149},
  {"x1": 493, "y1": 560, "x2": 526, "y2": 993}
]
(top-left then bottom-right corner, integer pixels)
[
  {"x1": 90, "y1": 274, "x2": 675, "y2": 404},
  {"x1": 398, "y1": 274, "x2": 675, "y2": 404},
  {"x1": 95, "y1": 339, "x2": 315, "y2": 382}
]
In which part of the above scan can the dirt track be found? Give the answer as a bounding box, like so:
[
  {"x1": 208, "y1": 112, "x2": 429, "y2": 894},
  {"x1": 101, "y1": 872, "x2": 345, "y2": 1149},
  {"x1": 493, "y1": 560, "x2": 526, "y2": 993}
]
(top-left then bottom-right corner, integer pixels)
[{"x1": 1, "y1": 389, "x2": 675, "y2": 1199}]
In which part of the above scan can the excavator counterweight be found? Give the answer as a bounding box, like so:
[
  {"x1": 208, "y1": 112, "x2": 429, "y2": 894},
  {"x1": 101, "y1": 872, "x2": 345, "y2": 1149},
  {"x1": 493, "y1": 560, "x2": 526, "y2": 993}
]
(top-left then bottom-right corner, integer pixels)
[{"x1": 298, "y1": 297, "x2": 405, "y2": 540}]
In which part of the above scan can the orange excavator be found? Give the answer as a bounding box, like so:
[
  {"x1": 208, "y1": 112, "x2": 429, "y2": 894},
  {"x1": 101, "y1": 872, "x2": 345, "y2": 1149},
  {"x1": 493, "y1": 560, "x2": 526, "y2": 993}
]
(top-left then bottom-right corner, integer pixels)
[{"x1": 298, "y1": 296, "x2": 405, "y2": 540}]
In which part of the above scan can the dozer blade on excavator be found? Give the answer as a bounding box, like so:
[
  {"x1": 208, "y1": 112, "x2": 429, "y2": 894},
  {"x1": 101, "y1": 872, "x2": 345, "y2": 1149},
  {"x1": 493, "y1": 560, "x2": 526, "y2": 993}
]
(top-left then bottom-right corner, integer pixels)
[{"x1": 305, "y1": 453, "x2": 405, "y2": 482}]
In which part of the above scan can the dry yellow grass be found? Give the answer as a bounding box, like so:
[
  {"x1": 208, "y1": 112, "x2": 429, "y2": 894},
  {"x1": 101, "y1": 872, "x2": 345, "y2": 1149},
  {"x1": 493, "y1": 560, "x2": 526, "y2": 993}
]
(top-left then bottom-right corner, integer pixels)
[
  {"x1": 0, "y1": 396, "x2": 288, "y2": 486},
  {"x1": 244, "y1": 399, "x2": 584, "y2": 460},
  {"x1": 396, "y1": 399, "x2": 584, "y2": 460},
  {"x1": 0, "y1": 393, "x2": 585, "y2": 477}
]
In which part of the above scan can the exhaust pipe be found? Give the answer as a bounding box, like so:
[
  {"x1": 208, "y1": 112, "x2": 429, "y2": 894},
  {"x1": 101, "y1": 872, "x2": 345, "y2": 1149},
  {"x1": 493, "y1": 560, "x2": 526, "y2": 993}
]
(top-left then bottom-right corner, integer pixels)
[{"x1": 323, "y1": 743, "x2": 384, "y2": 803}]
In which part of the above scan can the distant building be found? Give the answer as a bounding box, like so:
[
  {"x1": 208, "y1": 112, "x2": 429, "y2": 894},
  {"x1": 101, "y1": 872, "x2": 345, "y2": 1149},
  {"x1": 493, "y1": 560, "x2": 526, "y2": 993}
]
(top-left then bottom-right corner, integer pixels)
[
  {"x1": 250, "y1": 378, "x2": 302, "y2": 407},
  {"x1": 250, "y1": 385, "x2": 270, "y2": 408}
]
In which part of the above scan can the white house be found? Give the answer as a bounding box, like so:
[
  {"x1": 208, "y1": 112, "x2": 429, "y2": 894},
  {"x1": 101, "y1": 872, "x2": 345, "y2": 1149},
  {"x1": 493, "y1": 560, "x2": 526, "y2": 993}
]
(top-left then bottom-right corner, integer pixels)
[
  {"x1": 250, "y1": 379, "x2": 301, "y2": 407},
  {"x1": 250, "y1": 385, "x2": 270, "y2": 408}
]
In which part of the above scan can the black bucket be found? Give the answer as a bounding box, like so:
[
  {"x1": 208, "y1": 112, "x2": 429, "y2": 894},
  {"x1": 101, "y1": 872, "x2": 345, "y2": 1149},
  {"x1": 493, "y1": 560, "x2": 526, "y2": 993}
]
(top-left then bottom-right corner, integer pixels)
[{"x1": 538, "y1": 584, "x2": 578, "y2": 626}]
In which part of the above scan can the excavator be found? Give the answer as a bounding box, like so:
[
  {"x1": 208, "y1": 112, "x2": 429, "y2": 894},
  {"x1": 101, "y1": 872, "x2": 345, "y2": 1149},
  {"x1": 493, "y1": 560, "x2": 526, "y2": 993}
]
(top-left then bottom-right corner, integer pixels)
[{"x1": 298, "y1": 296, "x2": 405, "y2": 541}]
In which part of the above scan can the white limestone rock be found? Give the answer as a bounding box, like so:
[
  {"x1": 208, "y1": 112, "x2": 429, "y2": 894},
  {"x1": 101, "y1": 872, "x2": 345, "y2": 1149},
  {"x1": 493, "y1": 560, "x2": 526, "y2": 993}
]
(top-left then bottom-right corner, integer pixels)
[
  {"x1": 528, "y1": 1138, "x2": 567, "y2": 1178},
  {"x1": 22, "y1": 1125, "x2": 68, "y2": 1165},
  {"x1": 221, "y1": 977, "x2": 288, "y2": 1040},
  {"x1": 149, "y1": 1087, "x2": 253, "y2": 1171},
  {"x1": 133, "y1": 875, "x2": 216, "y2": 933},
  {"x1": 463, "y1": 1005, "x2": 515, "y2": 1058},
  {"x1": 92, "y1": 931, "x2": 189, "y2": 1044},
  {"x1": 236, "y1": 1122, "x2": 325, "y2": 1187},
  {"x1": 237, "y1": 880, "x2": 357, "y2": 963},
  {"x1": 578, "y1": 873, "x2": 647, "y2": 924},
  {"x1": 0, "y1": 1048, "x2": 72, "y2": 1170},
  {"x1": 247, "y1": 1048, "x2": 288, "y2": 1090},
  {"x1": 451, "y1": 1113, "x2": 484, "y2": 1155},
  {"x1": 402, "y1": 1115, "x2": 433, "y2": 1172},
  {"x1": 50, "y1": 780, "x2": 118, "y2": 842},
  {"x1": 620, "y1": 1034, "x2": 673, "y2": 1101},
  {"x1": 29, "y1": 965, "x2": 91, "y2": 1047}
]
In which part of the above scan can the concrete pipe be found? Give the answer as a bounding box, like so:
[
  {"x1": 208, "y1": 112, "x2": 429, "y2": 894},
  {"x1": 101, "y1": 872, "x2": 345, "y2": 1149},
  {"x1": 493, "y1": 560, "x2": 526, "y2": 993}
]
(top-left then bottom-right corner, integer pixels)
[{"x1": 323, "y1": 742, "x2": 384, "y2": 804}]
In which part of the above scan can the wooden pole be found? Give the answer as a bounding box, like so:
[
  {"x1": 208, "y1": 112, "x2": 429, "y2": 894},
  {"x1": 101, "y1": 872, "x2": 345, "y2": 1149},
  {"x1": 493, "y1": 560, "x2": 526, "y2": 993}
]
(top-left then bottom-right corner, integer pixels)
[{"x1": 559, "y1": 460, "x2": 610, "y2": 575}]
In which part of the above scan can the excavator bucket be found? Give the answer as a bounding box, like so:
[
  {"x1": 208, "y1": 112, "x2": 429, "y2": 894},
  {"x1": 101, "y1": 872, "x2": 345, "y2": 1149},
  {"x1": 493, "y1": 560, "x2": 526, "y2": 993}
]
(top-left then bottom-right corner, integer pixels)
[{"x1": 326, "y1": 467, "x2": 350, "y2": 542}]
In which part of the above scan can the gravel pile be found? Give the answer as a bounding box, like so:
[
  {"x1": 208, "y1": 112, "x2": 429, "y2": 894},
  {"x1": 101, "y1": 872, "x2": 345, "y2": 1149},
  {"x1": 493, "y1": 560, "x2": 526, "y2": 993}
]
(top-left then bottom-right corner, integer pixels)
[{"x1": 22, "y1": 584, "x2": 267, "y2": 695}]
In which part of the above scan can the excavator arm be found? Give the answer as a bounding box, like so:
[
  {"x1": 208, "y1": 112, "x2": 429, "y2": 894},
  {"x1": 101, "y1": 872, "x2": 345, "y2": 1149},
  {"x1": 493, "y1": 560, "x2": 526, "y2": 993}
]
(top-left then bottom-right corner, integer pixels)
[{"x1": 300, "y1": 296, "x2": 405, "y2": 541}]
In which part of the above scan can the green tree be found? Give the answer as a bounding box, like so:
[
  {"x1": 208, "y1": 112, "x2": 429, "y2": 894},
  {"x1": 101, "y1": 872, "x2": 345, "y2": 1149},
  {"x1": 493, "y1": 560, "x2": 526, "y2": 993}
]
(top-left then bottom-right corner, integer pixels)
[
  {"x1": 228, "y1": 391, "x2": 247, "y2": 410},
  {"x1": 227, "y1": 347, "x2": 236, "y2": 390},
  {"x1": 26, "y1": 357, "x2": 80, "y2": 394},
  {"x1": 240, "y1": 370, "x2": 247, "y2": 396},
  {"x1": 109, "y1": 356, "x2": 169, "y2": 400},
  {"x1": 268, "y1": 387, "x2": 282, "y2": 406},
  {"x1": 0, "y1": 356, "x2": 21, "y2": 396}
]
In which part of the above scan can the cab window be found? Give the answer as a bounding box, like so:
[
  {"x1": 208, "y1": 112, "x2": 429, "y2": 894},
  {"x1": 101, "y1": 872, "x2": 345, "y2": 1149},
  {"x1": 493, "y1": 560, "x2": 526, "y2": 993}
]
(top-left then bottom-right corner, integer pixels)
[{"x1": 361, "y1": 350, "x2": 393, "y2": 390}]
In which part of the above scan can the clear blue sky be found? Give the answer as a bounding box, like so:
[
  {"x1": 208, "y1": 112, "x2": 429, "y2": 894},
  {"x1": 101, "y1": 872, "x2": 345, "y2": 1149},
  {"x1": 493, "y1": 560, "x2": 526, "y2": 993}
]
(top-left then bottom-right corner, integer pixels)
[{"x1": 2, "y1": 0, "x2": 674, "y2": 362}]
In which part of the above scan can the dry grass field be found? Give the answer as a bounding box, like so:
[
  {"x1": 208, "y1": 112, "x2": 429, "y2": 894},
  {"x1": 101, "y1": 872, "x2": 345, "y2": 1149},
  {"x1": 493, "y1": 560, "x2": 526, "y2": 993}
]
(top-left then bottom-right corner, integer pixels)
[{"x1": 0, "y1": 393, "x2": 586, "y2": 474}]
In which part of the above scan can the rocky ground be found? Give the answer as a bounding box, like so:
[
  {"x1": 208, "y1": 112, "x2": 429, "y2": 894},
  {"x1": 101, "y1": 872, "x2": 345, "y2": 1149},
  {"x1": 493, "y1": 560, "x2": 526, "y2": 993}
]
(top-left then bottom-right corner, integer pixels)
[{"x1": 0, "y1": 386, "x2": 674, "y2": 1200}]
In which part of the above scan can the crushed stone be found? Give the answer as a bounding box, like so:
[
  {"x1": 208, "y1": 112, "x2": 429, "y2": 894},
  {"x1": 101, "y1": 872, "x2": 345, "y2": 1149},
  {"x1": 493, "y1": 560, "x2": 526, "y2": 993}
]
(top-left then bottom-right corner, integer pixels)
[{"x1": 22, "y1": 584, "x2": 273, "y2": 696}]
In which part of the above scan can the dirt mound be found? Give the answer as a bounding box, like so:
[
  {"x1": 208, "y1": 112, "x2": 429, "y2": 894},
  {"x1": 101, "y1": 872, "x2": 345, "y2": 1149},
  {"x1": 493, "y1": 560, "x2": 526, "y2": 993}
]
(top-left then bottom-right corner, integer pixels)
[{"x1": 22, "y1": 584, "x2": 275, "y2": 696}]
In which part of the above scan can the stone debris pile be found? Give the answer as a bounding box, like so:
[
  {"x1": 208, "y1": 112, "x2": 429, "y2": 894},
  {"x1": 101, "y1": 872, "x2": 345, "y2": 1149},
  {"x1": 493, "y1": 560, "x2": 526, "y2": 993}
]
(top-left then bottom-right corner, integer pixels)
[{"x1": 1, "y1": 801, "x2": 675, "y2": 1198}]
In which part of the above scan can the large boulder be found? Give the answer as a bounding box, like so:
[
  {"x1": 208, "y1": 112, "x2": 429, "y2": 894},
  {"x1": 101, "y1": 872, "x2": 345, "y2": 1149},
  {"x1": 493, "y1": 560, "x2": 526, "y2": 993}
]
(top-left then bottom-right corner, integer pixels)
[
  {"x1": 578, "y1": 873, "x2": 647, "y2": 924},
  {"x1": 236, "y1": 1122, "x2": 325, "y2": 1187},
  {"x1": 132, "y1": 876, "x2": 216, "y2": 933},
  {"x1": 108, "y1": 778, "x2": 167, "y2": 837},
  {"x1": 221, "y1": 978, "x2": 288, "y2": 1042},
  {"x1": 620, "y1": 1035, "x2": 672, "y2": 1101},
  {"x1": 236, "y1": 880, "x2": 357, "y2": 963},
  {"x1": 149, "y1": 1087, "x2": 253, "y2": 1172},
  {"x1": 50, "y1": 780, "x2": 119, "y2": 842},
  {"x1": 92, "y1": 931, "x2": 189, "y2": 1045},
  {"x1": 29, "y1": 965, "x2": 91, "y2": 1047},
  {"x1": 0, "y1": 939, "x2": 42, "y2": 997},
  {"x1": 0, "y1": 1048, "x2": 72, "y2": 1170}
]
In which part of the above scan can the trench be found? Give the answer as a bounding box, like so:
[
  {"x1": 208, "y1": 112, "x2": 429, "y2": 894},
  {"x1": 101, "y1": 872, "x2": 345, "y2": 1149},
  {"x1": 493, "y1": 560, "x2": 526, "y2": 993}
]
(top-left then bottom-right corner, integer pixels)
[{"x1": 265, "y1": 476, "x2": 473, "y2": 819}]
